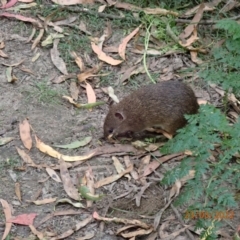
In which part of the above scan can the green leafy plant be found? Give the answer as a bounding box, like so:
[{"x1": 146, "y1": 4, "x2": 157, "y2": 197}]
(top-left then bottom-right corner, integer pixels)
[
  {"x1": 161, "y1": 105, "x2": 240, "y2": 238},
  {"x1": 161, "y1": 19, "x2": 240, "y2": 239},
  {"x1": 24, "y1": 80, "x2": 66, "y2": 105},
  {"x1": 200, "y1": 19, "x2": 240, "y2": 94}
]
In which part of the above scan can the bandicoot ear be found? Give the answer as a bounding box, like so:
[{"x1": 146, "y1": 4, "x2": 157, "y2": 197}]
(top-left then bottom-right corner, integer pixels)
[{"x1": 115, "y1": 112, "x2": 124, "y2": 121}]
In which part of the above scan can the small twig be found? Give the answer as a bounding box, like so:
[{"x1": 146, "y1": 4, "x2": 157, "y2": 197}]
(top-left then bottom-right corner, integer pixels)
[
  {"x1": 176, "y1": 15, "x2": 240, "y2": 25},
  {"x1": 176, "y1": 19, "x2": 216, "y2": 24},
  {"x1": 171, "y1": 204, "x2": 195, "y2": 240},
  {"x1": 65, "y1": 6, "x2": 135, "y2": 21}
]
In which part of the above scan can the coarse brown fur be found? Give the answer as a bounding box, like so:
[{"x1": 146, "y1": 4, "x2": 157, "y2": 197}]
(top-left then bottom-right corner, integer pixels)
[{"x1": 104, "y1": 80, "x2": 199, "y2": 138}]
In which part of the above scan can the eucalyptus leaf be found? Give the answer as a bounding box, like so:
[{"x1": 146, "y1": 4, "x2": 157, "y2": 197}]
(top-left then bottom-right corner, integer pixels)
[
  {"x1": 0, "y1": 137, "x2": 14, "y2": 146},
  {"x1": 53, "y1": 136, "x2": 92, "y2": 149}
]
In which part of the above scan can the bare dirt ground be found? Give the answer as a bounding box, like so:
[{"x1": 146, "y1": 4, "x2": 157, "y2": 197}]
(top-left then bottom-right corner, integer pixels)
[{"x1": 0, "y1": 5, "x2": 239, "y2": 240}]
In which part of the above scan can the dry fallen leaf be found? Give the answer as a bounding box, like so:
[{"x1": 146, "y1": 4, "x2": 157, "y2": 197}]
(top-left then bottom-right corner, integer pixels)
[
  {"x1": 50, "y1": 39, "x2": 68, "y2": 75},
  {"x1": 98, "y1": 4, "x2": 106, "y2": 12},
  {"x1": 8, "y1": 213, "x2": 37, "y2": 225},
  {"x1": 169, "y1": 180, "x2": 182, "y2": 199},
  {"x1": 77, "y1": 71, "x2": 97, "y2": 82},
  {"x1": 94, "y1": 164, "x2": 133, "y2": 188},
  {"x1": 100, "y1": 0, "x2": 110, "y2": 5},
  {"x1": 16, "y1": 147, "x2": 37, "y2": 166},
  {"x1": 180, "y1": 170, "x2": 195, "y2": 184},
  {"x1": 0, "y1": 49, "x2": 8, "y2": 58},
  {"x1": 19, "y1": 118, "x2": 32, "y2": 150},
  {"x1": 56, "y1": 198, "x2": 85, "y2": 208},
  {"x1": 51, "y1": 0, "x2": 94, "y2": 6},
  {"x1": 96, "y1": 32, "x2": 108, "y2": 50},
  {"x1": 91, "y1": 42, "x2": 123, "y2": 65},
  {"x1": 69, "y1": 81, "x2": 79, "y2": 101},
  {"x1": 29, "y1": 225, "x2": 44, "y2": 239},
  {"x1": 19, "y1": 66, "x2": 35, "y2": 75},
  {"x1": 168, "y1": 170, "x2": 195, "y2": 201},
  {"x1": 35, "y1": 136, "x2": 95, "y2": 162},
  {"x1": 35, "y1": 136, "x2": 61, "y2": 159},
  {"x1": 124, "y1": 156, "x2": 138, "y2": 180},
  {"x1": 106, "y1": 86, "x2": 119, "y2": 103},
  {"x1": 6, "y1": 66, "x2": 17, "y2": 83},
  {"x1": 54, "y1": 16, "x2": 77, "y2": 26},
  {"x1": 135, "y1": 183, "x2": 151, "y2": 207},
  {"x1": 46, "y1": 167, "x2": 62, "y2": 183},
  {"x1": 103, "y1": 21, "x2": 112, "y2": 42},
  {"x1": 33, "y1": 198, "x2": 57, "y2": 205},
  {"x1": 18, "y1": 0, "x2": 34, "y2": 2},
  {"x1": 77, "y1": 63, "x2": 104, "y2": 82},
  {"x1": 71, "y1": 51, "x2": 85, "y2": 71},
  {"x1": 103, "y1": 46, "x2": 118, "y2": 53},
  {"x1": 220, "y1": 0, "x2": 240, "y2": 13},
  {"x1": 0, "y1": 199, "x2": 12, "y2": 239},
  {"x1": 31, "y1": 28, "x2": 44, "y2": 50},
  {"x1": 52, "y1": 74, "x2": 76, "y2": 84},
  {"x1": 32, "y1": 52, "x2": 40, "y2": 62},
  {"x1": 8, "y1": 2, "x2": 37, "y2": 11},
  {"x1": 0, "y1": 39, "x2": 8, "y2": 58},
  {"x1": 38, "y1": 15, "x2": 64, "y2": 33},
  {"x1": 15, "y1": 182, "x2": 22, "y2": 202},
  {"x1": 190, "y1": 50, "x2": 203, "y2": 64},
  {"x1": 180, "y1": 27, "x2": 199, "y2": 47},
  {"x1": 85, "y1": 167, "x2": 95, "y2": 207},
  {"x1": 0, "y1": 12, "x2": 42, "y2": 28},
  {"x1": 79, "y1": 21, "x2": 92, "y2": 35},
  {"x1": 138, "y1": 155, "x2": 151, "y2": 177},
  {"x1": 41, "y1": 33, "x2": 64, "y2": 47},
  {"x1": 0, "y1": 137, "x2": 14, "y2": 146},
  {"x1": 159, "y1": 223, "x2": 188, "y2": 239},
  {"x1": 0, "y1": 0, "x2": 17, "y2": 9},
  {"x1": 26, "y1": 27, "x2": 36, "y2": 43},
  {"x1": 113, "y1": 1, "x2": 141, "y2": 11},
  {"x1": 86, "y1": 82, "x2": 96, "y2": 104},
  {"x1": 121, "y1": 65, "x2": 145, "y2": 83},
  {"x1": 179, "y1": 3, "x2": 205, "y2": 40},
  {"x1": 59, "y1": 159, "x2": 79, "y2": 200},
  {"x1": 119, "y1": 227, "x2": 153, "y2": 238},
  {"x1": 0, "y1": 41, "x2": 5, "y2": 48},
  {"x1": 76, "y1": 232, "x2": 95, "y2": 240},
  {"x1": 112, "y1": 156, "x2": 131, "y2": 180},
  {"x1": 93, "y1": 211, "x2": 151, "y2": 229},
  {"x1": 183, "y1": 1, "x2": 219, "y2": 16},
  {"x1": 142, "y1": 7, "x2": 178, "y2": 16},
  {"x1": 118, "y1": 25, "x2": 141, "y2": 60},
  {"x1": 114, "y1": 1, "x2": 178, "y2": 17},
  {"x1": 198, "y1": 99, "x2": 208, "y2": 105},
  {"x1": 140, "y1": 153, "x2": 184, "y2": 178},
  {"x1": 71, "y1": 144, "x2": 143, "y2": 168}
]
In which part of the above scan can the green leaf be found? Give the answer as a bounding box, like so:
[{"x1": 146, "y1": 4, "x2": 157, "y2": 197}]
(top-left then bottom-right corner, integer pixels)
[
  {"x1": 79, "y1": 185, "x2": 104, "y2": 201},
  {"x1": 53, "y1": 136, "x2": 92, "y2": 149}
]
